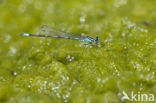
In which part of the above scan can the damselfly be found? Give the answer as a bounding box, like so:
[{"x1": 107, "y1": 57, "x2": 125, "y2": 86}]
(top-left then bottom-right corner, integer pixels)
[{"x1": 20, "y1": 25, "x2": 99, "y2": 45}]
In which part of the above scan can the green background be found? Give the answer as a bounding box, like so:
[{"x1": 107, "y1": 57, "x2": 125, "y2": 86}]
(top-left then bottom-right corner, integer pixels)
[{"x1": 0, "y1": 0, "x2": 156, "y2": 103}]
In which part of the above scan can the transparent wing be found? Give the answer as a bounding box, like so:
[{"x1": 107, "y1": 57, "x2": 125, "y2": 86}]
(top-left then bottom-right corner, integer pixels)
[{"x1": 38, "y1": 25, "x2": 84, "y2": 38}]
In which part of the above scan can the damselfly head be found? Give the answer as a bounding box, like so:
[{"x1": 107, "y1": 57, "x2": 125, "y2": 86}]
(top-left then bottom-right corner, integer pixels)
[{"x1": 95, "y1": 36, "x2": 99, "y2": 43}]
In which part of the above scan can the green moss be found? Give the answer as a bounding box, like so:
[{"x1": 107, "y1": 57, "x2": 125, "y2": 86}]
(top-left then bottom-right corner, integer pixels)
[{"x1": 0, "y1": 0, "x2": 156, "y2": 103}]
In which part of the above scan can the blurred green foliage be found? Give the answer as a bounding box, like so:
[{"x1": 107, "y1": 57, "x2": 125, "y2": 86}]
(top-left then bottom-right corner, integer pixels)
[{"x1": 0, "y1": 0, "x2": 156, "y2": 103}]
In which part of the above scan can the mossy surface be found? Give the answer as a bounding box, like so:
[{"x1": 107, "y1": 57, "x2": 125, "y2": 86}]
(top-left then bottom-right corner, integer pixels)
[{"x1": 0, "y1": 0, "x2": 156, "y2": 103}]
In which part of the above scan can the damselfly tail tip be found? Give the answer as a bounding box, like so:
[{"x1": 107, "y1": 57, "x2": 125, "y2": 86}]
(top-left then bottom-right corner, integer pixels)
[{"x1": 20, "y1": 33, "x2": 30, "y2": 36}]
